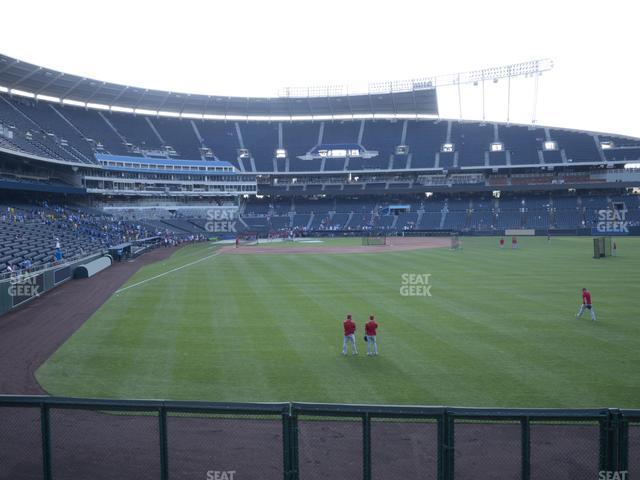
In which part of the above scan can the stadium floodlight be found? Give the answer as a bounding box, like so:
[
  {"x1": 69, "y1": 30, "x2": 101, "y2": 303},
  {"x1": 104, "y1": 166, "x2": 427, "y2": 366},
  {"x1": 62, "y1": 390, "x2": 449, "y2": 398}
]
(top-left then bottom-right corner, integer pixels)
[
  {"x1": 0, "y1": 85, "x2": 7, "y2": 93},
  {"x1": 203, "y1": 114, "x2": 226, "y2": 120},
  {"x1": 490, "y1": 142, "x2": 504, "y2": 152},
  {"x1": 441, "y1": 143, "x2": 454, "y2": 153},
  {"x1": 600, "y1": 141, "x2": 614, "y2": 150},
  {"x1": 62, "y1": 98, "x2": 85, "y2": 107},
  {"x1": 11, "y1": 89, "x2": 35, "y2": 98},
  {"x1": 276, "y1": 149, "x2": 287, "y2": 159},
  {"x1": 36, "y1": 94, "x2": 60, "y2": 103},
  {"x1": 157, "y1": 110, "x2": 180, "y2": 118},
  {"x1": 543, "y1": 140, "x2": 558, "y2": 151},
  {"x1": 111, "y1": 105, "x2": 134, "y2": 113},
  {"x1": 87, "y1": 103, "x2": 110, "y2": 110},
  {"x1": 134, "y1": 108, "x2": 156, "y2": 116},
  {"x1": 181, "y1": 112, "x2": 203, "y2": 120},
  {"x1": 278, "y1": 59, "x2": 552, "y2": 98}
]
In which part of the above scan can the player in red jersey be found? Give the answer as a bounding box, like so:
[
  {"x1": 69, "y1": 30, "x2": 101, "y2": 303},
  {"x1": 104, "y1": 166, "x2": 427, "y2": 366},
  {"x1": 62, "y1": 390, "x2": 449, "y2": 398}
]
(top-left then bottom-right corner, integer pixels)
[
  {"x1": 576, "y1": 288, "x2": 596, "y2": 321},
  {"x1": 499, "y1": 238, "x2": 505, "y2": 248},
  {"x1": 342, "y1": 314, "x2": 358, "y2": 355},
  {"x1": 365, "y1": 315, "x2": 379, "y2": 356}
]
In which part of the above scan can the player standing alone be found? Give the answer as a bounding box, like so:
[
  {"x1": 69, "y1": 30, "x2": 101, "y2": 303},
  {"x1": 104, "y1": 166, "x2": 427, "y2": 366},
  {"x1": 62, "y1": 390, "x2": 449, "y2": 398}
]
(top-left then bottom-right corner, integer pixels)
[
  {"x1": 365, "y1": 315, "x2": 379, "y2": 356},
  {"x1": 342, "y1": 314, "x2": 358, "y2": 355},
  {"x1": 576, "y1": 288, "x2": 596, "y2": 321}
]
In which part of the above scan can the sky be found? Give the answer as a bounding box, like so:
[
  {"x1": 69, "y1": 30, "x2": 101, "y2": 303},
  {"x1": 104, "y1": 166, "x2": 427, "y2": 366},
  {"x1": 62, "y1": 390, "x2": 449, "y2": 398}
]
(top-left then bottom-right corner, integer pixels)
[{"x1": 1, "y1": 0, "x2": 639, "y2": 137}]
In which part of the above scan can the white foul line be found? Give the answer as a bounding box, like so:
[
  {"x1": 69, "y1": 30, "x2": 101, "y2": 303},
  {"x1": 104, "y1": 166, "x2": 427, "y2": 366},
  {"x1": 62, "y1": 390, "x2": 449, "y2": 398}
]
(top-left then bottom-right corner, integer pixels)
[{"x1": 115, "y1": 251, "x2": 221, "y2": 294}]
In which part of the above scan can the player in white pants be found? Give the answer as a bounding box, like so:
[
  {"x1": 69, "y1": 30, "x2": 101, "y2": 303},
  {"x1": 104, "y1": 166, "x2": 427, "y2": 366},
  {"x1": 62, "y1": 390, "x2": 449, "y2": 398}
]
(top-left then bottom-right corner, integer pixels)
[
  {"x1": 576, "y1": 288, "x2": 596, "y2": 321},
  {"x1": 343, "y1": 334, "x2": 357, "y2": 355},
  {"x1": 365, "y1": 315, "x2": 379, "y2": 356},
  {"x1": 342, "y1": 314, "x2": 358, "y2": 355}
]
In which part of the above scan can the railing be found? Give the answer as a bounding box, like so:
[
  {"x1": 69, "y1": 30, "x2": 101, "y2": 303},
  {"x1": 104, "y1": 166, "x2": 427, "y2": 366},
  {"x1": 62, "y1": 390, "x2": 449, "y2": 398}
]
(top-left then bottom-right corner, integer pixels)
[
  {"x1": 0, "y1": 249, "x2": 105, "y2": 282},
  {"x1": 0, "y1": 396, "x2": 637, "y2": 480}
]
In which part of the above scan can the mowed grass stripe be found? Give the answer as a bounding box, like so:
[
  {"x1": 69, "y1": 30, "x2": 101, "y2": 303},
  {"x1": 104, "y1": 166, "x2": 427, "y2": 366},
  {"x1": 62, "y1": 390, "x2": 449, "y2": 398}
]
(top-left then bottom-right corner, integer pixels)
[{"x1": 307, "y1": 250, "x2": 539, "y2": 405}]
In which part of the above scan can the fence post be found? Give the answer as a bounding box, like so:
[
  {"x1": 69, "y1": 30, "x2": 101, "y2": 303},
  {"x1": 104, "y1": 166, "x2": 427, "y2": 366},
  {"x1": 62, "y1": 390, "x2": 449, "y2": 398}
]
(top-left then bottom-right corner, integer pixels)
[
  {"x1": 618, "y1": 414, "x2": 628, "y2": 473},
  {"x1": 521, "y1": 417, "x2": 530, "y2": 480},
  {"x1": 447, "y1": 413, "x2": 455, "y2": 480},
  {"x1": 599, "y1": 413, "x2": 608, "y2": 472},
  {"x1": 282, "y1": 411, "x2": 297, "y2": 480},
  {"x1": 438, "y1": 411, "x2": 454, "y2": 480},
  {"x1": 40, "y1": 402, "x2": 52, "y2": 480},
  {"x1": 599, "y1": 409, "x2": 622, "y2": 473},
  {"x1": 287, "y1": 409, "x2": 299, "y2": 480},
  {"x1": 159, "y1": 406, "x2": 169, "y2": 480},
  {"x1": 363, "y1": 413, "x2": 372, "y2": 480},
  {"x1": 608, "y1": 409, "x2": 621, "y2": 472},
  {"x1": 437, "y1": 414, "x2": 443, "y2": 480}
]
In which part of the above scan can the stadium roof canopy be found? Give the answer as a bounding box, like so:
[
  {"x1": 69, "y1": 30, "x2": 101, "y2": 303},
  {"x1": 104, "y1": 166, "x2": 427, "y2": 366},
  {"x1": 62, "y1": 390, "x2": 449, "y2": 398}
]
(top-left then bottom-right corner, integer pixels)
[{"x1": 0, "y1": 53, "x2": 439, "y2": 118}]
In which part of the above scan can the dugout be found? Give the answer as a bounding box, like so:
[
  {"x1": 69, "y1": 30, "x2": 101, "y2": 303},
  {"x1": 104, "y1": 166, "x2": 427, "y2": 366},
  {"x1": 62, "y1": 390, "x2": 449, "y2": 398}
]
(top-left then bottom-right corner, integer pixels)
[{"x1": 108, "y1": 243, "x2": 132, "y2": 262}]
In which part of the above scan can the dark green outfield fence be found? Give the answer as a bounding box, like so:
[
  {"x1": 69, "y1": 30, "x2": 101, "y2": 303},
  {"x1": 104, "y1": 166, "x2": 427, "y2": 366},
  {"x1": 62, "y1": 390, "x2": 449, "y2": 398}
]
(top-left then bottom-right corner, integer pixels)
[{"x1": 1, "y1": 396, "x2": 639, "y2": 480}]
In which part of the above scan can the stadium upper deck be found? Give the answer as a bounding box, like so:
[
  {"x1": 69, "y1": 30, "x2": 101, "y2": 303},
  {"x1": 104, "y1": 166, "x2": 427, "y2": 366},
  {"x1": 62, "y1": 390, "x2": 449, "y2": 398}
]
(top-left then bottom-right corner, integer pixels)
[
  {"x1": 0, "y1": 53, "x2": 438, "y2": 118},
  {"x1": 1, "y1": 92, "x2": 640, "y2": 172},
  {"x1": 0, "y1": 52, "x2": 639, "y2": 197}
]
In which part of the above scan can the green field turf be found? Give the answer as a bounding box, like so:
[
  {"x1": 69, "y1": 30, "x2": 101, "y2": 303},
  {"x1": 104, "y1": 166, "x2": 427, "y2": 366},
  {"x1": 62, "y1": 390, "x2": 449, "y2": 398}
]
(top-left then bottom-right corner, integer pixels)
[{"x1": 37, "y1": 236, "x2": 640, "y2": 408}]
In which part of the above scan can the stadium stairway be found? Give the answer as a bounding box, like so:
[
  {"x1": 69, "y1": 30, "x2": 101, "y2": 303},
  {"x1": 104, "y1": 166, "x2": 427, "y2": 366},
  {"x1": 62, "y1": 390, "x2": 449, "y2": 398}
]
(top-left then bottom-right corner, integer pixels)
[
  {"x1": 305, "y1": 213, "x2": 314, "y2": 230},
  {"x1": 439, "y1": 209, "x2": 447, "y2": 229}
]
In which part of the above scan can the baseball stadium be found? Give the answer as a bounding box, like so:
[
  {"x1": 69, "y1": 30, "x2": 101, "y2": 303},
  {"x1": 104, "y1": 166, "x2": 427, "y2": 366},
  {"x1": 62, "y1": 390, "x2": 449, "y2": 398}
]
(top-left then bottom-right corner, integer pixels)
[{"x1": 0, "y1": 21, "x2": 639, "y2": 480}]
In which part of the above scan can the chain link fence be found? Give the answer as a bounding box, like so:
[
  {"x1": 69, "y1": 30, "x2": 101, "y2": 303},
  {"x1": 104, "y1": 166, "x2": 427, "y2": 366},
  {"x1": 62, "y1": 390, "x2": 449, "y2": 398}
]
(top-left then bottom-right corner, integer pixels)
[
  {"x1": 166, "y1": 410, "x2": 283, "y2": 480},
  {"x1": 624, "y1": 410, "x2": 640, "y2": 480},
  {"x1": 371, "y1": 417, "x2": 438, "y2": 480},
  {"x1": 0, "y1": 397, "x2": 635, "y2": 480},
  {"x1": 0, "y1": 405, "x2": 42, "y2": 479}
]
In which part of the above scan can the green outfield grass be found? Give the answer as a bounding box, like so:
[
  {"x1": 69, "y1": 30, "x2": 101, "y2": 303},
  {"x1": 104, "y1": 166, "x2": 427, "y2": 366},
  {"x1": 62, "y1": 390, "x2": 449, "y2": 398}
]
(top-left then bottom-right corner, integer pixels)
[{"x1": 36, "y1": 236, "x2": 640, "y2": 407}]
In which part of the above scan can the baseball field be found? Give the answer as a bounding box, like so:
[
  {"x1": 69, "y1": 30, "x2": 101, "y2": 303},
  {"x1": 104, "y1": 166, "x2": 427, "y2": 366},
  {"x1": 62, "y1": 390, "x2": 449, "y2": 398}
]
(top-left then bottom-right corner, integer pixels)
[{"x1": 36, "y1": 236, "x2": 640, "y2": 407}]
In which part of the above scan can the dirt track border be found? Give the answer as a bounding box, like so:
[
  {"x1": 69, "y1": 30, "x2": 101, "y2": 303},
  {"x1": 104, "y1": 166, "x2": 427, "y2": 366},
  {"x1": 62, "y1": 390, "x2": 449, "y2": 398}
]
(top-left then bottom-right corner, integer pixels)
[{"x1": 0, "y1": 246, "x2": 179, "y2": 395}]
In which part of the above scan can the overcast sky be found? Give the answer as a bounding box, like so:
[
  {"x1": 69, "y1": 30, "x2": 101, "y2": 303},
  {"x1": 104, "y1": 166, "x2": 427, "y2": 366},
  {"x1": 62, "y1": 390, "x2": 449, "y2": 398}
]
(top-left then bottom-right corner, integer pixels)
[{"x1": 1, "y1": 0, "x2": 638, "y2": 137}]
